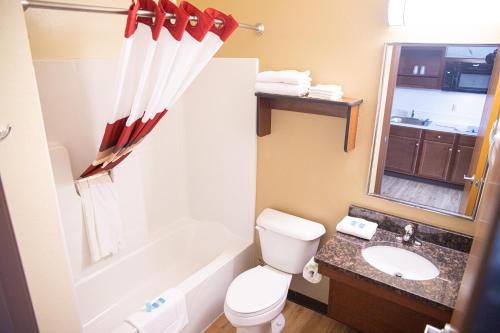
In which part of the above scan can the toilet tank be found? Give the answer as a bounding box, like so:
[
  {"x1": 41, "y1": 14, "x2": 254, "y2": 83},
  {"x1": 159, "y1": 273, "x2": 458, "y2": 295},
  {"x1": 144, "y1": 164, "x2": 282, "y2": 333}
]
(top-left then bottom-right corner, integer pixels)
[{"x1": 256, "y1": 208, "x2": 326, "y2": 274}]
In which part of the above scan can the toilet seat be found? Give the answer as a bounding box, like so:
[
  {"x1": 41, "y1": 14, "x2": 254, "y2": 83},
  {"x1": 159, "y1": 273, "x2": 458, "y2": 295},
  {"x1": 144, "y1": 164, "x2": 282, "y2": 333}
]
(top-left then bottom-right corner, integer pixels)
[{"x1": 225, "y1": 266, "x2": 290, "y2": 317}]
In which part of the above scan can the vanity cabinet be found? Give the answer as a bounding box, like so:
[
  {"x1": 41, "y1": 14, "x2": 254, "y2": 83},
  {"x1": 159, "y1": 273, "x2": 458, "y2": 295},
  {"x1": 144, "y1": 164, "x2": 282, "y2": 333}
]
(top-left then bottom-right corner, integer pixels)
[
  {"x1": 397, "y1": 46, "x2": 446, "y2": 89},
  {"x1": 385, "y1": 125, "x2": 476, "y2": 185}
]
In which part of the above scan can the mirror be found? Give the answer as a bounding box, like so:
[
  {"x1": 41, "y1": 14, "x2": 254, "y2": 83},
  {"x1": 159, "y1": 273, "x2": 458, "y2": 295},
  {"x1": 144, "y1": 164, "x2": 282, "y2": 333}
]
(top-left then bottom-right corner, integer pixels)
[{"x1": 368, "y1": 43, "x2": 499, "y2": 219}]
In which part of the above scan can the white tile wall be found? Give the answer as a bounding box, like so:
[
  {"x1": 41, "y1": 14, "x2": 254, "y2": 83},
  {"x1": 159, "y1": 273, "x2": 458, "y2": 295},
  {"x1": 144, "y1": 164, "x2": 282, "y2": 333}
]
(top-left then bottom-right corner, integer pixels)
[{"x1": 391, "y1": 87, "x2": 486, "y2": 128}]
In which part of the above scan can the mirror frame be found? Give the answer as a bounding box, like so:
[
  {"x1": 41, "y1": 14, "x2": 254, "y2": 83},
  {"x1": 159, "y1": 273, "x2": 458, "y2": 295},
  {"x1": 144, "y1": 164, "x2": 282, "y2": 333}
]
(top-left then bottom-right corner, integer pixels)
[{"x1": 367, "y1": 42, "x2": 499, "y2": 221}]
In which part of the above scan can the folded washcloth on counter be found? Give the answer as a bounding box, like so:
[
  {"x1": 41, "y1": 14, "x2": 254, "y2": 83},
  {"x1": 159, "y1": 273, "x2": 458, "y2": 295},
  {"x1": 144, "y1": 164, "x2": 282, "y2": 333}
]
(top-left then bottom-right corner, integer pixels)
[
  {"x1": 308, "y1": 84, "x2": 344, "y2": 101},
  {"x1": 257, "y1": 70, "x2": 312, "y2": 85},
  {"x1": 255, "y1": 81, "x2": 310, "y2": 97},
  {"x1": 336, "y1": 216, "x2": 378, "y2": 240}
]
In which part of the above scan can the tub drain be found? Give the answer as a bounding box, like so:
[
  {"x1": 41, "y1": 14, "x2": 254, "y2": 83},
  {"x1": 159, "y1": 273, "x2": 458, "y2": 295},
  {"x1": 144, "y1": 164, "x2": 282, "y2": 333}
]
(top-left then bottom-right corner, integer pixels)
[{"x1": 394, "y1": 272, "x2": 403, "y2": 278}]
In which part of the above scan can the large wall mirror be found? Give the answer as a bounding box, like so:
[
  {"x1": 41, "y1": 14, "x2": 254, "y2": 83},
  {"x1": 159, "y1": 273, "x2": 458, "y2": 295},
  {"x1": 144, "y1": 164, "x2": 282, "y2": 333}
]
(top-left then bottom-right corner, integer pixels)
[{"x1": 368, "y1": 43, "x2": 499, "y2": 219}]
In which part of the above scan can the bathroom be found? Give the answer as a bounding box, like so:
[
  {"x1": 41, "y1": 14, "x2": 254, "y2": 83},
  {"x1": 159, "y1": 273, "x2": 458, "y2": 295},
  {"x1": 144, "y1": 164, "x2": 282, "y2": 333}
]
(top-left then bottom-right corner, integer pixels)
[{"x1": 1, "y1": 0, "x2": 500, "y2": 333}]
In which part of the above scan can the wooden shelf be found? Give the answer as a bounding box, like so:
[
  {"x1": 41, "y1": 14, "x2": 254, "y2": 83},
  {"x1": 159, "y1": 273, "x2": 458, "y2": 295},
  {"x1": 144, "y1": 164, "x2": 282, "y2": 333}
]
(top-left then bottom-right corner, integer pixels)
[{"x1": 256, "y1": 93, "x2": 363, "y2": 152}]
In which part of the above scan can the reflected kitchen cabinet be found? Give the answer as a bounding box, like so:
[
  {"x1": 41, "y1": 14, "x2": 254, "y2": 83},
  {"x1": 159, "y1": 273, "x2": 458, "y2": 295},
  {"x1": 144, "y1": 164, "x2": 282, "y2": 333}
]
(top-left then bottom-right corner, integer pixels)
[
  {"x1": 449, "y1": 146, "x2": 474, "y2": 185},
  {"x1": 397, "y1": 46, "x2": 446, "y2": 89},
  {"x1": 417, "y1": 140, "x2": 454, "y2": 181},
  {"x1": 384, "y1": 125, "x2": 476, "y2": 185}
]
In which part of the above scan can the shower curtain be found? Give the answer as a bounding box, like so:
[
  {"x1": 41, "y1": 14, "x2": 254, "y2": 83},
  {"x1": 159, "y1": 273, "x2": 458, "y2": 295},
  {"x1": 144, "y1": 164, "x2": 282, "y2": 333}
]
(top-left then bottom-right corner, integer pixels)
[{"x1": 81, "y1": 0, "x2": 238, "y2": 178}]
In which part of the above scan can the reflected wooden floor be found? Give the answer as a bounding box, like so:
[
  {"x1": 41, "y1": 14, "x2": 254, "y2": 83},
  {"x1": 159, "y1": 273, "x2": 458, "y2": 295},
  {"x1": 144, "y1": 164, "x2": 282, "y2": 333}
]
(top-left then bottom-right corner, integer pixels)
[
  {"x1": 380, "y1": 175, "x2": 462, "y2": 212},
  {"x1": 204, "y1": 301, "x2": 358, "y2": 333}
]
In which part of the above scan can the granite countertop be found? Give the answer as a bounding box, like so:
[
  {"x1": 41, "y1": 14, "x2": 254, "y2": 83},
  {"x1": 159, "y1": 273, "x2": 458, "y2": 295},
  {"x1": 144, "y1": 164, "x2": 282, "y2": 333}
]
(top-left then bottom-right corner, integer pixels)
[
  {"x1": 391, "y1": 121, "x2": 478, "y2": 136},
  {"x1": 315, "y1": 228, "x2": 469, "y2": 311}
]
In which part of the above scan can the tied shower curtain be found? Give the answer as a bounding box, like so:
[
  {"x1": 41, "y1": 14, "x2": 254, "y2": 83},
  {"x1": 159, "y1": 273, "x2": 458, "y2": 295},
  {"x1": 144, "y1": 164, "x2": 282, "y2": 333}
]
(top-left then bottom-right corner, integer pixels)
[{"x1": 81, "y1": 0, "x2": 238, "y2": 178}]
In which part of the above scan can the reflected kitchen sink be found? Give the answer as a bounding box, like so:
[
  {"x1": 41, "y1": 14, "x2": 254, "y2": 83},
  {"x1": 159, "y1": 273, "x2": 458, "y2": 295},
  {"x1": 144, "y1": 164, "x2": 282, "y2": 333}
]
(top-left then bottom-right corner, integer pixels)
[
  {"x1": 361, "y1": 245, "x2": 439, "y2": 281},
  {"x1": 391, "y1": 116, "x2": 431, "y2": 126}
]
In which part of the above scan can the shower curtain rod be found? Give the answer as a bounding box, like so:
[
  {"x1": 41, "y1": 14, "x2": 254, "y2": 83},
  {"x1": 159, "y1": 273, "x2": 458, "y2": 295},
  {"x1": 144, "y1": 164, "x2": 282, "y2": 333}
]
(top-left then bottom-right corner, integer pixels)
[{"x1": 20, "y1": 0, "x2": 265, "y2": 33}]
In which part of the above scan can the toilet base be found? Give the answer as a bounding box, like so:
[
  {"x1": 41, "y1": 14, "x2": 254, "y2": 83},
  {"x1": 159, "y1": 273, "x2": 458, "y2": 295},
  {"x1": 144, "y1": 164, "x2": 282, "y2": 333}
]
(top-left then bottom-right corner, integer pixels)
[{"x1": 236, "y1": 313, "x2": 285, "y2": 333}]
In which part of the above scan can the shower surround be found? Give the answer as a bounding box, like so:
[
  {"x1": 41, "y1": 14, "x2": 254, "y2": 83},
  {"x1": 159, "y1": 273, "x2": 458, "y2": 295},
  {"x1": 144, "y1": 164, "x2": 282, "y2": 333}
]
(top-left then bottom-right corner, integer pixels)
[{"x1": 35, "y1": 58, "x2": 258, "y2": 333}]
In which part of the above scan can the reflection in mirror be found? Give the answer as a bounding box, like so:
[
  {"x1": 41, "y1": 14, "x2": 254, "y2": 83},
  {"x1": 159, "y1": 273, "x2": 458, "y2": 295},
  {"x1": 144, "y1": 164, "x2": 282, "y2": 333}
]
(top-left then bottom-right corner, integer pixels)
[{"x1": 368, "y1": 43, "x2": 499, "y2": 219}]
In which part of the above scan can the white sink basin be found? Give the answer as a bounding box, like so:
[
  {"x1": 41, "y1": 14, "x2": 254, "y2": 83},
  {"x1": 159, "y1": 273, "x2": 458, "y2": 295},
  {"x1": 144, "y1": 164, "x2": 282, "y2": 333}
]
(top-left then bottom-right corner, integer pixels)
[{"x1": 361, "y1": 245, "x2": 439, "y2": 281}]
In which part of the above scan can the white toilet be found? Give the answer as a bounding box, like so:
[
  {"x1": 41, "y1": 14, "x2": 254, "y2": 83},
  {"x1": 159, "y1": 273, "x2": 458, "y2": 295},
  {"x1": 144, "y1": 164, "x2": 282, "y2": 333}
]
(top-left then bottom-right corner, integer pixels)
[{"x1": 224, "y1": 208, "x2": 326, "y2": 333}]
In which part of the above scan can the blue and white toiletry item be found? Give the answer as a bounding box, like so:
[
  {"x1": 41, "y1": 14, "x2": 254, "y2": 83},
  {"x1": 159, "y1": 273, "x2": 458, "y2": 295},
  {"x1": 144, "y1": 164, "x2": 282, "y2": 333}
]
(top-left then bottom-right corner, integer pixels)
[
  {"x1": 127, "y1": 289, "x2": 189, "y2": 333},
  {"x1": 336, "y1": 216, "x2": 378, "y2": 240}
]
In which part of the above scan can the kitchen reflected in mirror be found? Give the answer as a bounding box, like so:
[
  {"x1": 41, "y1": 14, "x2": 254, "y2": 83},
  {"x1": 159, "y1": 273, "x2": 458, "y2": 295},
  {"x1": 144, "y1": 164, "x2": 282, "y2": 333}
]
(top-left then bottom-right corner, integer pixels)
[{"x1": 368, "y1": 43, "x2": 499, "y2": 219}]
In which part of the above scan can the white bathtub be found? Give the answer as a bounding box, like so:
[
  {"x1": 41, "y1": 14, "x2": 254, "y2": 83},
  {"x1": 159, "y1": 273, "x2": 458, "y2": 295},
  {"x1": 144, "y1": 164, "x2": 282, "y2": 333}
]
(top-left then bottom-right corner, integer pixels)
[
  {"x1": 79, "y1": 219, "x2": 253, "y2": 333},
  {"x1": 39, "y1": 58, "x2": 258, "y2": 333}
]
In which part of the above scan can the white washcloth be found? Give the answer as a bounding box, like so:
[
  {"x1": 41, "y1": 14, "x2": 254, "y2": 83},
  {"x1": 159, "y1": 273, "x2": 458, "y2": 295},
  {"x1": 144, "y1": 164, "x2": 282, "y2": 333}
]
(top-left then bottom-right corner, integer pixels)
[
  {"x1": 76, "y1": 173, "x2": 123, "y2": 263},
  {"x1": 309, "y1": 84, "x2": 344, "y2": 100},
  {"x1": 302, "y1": 257, "x2": 322, "y2": 284},
  {"x1": 308, "y1": 91, "x2": 344, "y2": 101},
  {"x1": 257, "y1": 70, "x2": 311, "y2": 85},
  {"x1": 336, "y1": 216, "x2": 378, "y2": 240},
  {"x1": 255, "y1": 82, "x2": 310, "y2": 96},
  {"x1": 309, "y1": 84, "x2": 342, "y2": 93},
  {"x1": 126, "y1": 289, "x2": 188, "y2": 333}
]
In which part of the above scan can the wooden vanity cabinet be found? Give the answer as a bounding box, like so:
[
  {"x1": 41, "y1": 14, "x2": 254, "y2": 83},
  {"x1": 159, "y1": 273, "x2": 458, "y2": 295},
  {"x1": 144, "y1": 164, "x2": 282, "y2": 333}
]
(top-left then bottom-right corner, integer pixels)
[{"x1": 320, "y1": 264, "x2": 451, "y2": 333}]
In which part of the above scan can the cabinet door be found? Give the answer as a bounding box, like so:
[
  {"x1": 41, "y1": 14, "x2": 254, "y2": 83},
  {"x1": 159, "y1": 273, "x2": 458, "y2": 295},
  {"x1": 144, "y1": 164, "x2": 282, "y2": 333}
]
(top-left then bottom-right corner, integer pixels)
[
  {"x1": 449, "y1": 145, "x2": 474, "y2": 185},
  {"x1": 385, "y1": 135, "x2": 420, "y2": 175},
  {"x1": 417, "y1": 140, "x2": 453, "y2": 180},
  {"x1": 398, "y1": 46, "x2": 445, "y2": 77}
]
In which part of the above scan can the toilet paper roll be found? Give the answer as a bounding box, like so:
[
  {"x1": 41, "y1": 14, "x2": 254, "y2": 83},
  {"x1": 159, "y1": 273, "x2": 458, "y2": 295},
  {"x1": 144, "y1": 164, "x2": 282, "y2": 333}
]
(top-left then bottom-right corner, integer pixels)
[{"x1": 302, "y1": 257, "x2": 322, "y2": 284}]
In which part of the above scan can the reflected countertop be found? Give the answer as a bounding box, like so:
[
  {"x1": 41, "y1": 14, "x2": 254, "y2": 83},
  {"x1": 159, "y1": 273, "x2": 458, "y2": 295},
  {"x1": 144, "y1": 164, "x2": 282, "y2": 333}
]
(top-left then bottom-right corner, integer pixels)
[{"x1": 390, "y1": 121, "x2": 478, "y2": 136}]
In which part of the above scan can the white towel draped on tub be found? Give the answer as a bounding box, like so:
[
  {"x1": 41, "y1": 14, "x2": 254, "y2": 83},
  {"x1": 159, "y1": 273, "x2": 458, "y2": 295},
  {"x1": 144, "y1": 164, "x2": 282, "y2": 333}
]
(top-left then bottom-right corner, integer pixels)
[
  {"x1": 76, "y1": 173, "x2": 124, "y2": 262},
  {"x1": 126, "y1": 289, "x2": 189, "y2": 333}
]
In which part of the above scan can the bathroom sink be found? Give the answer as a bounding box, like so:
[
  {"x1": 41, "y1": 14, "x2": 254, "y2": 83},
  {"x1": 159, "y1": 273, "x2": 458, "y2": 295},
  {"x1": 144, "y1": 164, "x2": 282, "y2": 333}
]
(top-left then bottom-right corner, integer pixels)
[
  {"x1": 391, "y1": 117, "x2": 431, "y2": 126},
  {"x1": 361, "y1": 245, "x2": 439, "y2": 281}
]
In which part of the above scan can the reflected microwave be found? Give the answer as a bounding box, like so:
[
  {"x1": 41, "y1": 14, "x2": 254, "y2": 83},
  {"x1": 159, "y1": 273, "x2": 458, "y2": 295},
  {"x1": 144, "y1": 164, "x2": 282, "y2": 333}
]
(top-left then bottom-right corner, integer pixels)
[{"x1": 442, "y1": 61, "x2": 492, "y2": 94}]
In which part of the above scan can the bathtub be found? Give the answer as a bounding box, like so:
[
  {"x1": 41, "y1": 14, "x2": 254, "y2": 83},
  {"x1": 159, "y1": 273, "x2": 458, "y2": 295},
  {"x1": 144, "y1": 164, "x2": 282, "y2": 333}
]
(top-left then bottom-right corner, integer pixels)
[{"x1": 77, "y1": 219, "x2": 253, "y2": 333}]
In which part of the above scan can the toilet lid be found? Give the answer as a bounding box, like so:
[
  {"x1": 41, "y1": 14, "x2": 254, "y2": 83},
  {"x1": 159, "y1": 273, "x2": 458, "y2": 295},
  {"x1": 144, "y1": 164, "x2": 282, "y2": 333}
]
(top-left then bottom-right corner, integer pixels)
[{"x1": 226, "y1": 266, "x2": 289, "y2": 314}]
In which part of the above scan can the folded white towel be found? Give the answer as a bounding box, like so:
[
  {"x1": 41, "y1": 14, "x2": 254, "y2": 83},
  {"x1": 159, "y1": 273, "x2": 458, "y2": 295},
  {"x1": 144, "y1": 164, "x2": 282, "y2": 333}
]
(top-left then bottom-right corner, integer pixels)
[
  {"x1": 76, "y1": 173, "x2": 124, "y2": 263},
  {"x1": 336, "y1": 216, "x2": 378, "y2": 240},
  {"x1": 126, "y1": 289, "x2": 188, "y2": 333},
  {"x1": 308, "y1": 92, "x2": 344, "y2": 101},
  {"x1": 257, "y1": 70, "x2": 311, "y2": 85},
  {"x1": 309, "y1": 84, "x2": 343, "y2": 93},
  {"x1": 255, "y1": 82, "x2": 310, "y2": 96},
  {"x1": 303, "y1": 257, "x2": 322, "y2": 284}
]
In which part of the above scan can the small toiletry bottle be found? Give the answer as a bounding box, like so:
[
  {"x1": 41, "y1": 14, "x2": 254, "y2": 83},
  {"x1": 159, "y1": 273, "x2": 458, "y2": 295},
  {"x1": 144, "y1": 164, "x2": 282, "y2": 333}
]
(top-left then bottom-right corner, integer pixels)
[
  {"x1": 420, "y1": 65, "x2": 426, "y2": 75},
  {"x1": 412, "y1": 65, "x2": 419, "y2": 75}
]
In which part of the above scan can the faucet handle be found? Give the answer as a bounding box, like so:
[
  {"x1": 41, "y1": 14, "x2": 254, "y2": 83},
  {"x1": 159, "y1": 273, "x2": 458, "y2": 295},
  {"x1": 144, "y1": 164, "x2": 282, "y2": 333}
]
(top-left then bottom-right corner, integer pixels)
[{"x1": 404, "y1": 224, "x2": 414, "y2": 233}]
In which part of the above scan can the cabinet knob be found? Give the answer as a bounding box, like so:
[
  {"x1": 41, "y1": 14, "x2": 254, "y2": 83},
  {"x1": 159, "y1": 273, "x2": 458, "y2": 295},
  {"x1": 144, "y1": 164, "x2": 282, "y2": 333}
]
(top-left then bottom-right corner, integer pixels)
[
  {"x1": 437, "y1": 135, "x2": 442, "y2": 139},
  {"x1": 457, "y1": 149, "x2": 461, "y2": 153},
  {"x1": 449, "y1": 148, "x2": 452, "y2": 151},
  {"x1": 416, "y1": 143, "x2": 419, "y2": 146}
]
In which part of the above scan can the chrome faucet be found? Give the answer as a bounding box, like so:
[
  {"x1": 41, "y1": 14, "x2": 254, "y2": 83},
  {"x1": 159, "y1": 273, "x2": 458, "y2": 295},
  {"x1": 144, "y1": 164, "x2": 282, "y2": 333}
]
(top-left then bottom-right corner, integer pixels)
[
  {"x1": 403, "y1": 224, "x2": 414, "y2": 242},
  {"x1": 397, "y1": 224, "x2": 422, "y2": 246},
  {"x1": 411, "y1": 109, "x2": 416, "y2": 118}
]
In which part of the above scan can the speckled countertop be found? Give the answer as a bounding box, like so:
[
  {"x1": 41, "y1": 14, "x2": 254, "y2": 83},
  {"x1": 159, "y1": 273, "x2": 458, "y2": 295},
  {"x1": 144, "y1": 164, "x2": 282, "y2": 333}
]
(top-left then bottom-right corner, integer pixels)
[{"x1": 315, "y1": 228, "x2": 468, "y2": 311}]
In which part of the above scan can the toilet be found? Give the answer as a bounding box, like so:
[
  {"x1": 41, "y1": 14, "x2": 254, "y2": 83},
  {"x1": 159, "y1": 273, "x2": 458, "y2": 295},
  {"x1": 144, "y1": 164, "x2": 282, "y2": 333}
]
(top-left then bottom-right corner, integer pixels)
[{"x1": 224, "y1": 208, "x2": 326, "y2": 333}]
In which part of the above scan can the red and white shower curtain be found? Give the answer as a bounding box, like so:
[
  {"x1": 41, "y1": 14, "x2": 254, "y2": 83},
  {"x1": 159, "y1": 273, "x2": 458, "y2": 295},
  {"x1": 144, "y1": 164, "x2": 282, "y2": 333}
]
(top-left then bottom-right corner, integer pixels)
[{"x1": 80, "y1": 0, "x2": 238, "y2": 178}]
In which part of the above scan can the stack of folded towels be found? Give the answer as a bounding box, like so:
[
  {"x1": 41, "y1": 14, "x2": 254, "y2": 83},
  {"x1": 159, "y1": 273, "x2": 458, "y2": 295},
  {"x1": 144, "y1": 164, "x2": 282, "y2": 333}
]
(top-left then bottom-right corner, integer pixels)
[
  {"x1": 308, "y1": 84, "x2": 344, "y2": 101},
  {"x1": 255, "y1": 70, "x2": 311, "y2": 96}
]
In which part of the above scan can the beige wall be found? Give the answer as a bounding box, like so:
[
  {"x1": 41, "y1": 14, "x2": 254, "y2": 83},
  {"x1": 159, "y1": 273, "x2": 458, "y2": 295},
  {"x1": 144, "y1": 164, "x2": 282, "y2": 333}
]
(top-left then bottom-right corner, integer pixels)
[
  {"x1": 0, "y1": 1, "x2": 81, "y2": 332},
  {"x1": 187, "y1": 0, "x2": 499, "y2": 238},
  {"x1": 186, "y1": 0, "x2": 499, "y2": 302},
  {"x1": 23, "y1": 0, "x2": 500, "y2": 305}
]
